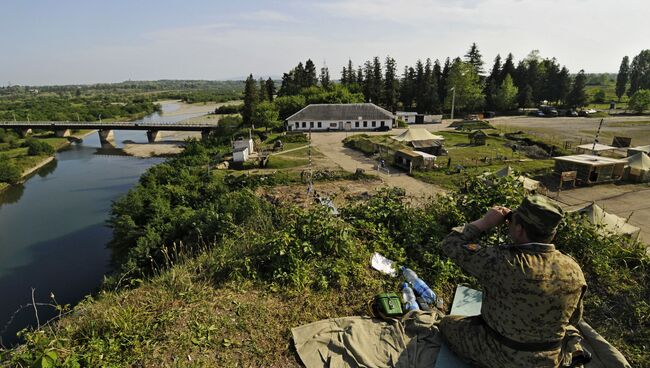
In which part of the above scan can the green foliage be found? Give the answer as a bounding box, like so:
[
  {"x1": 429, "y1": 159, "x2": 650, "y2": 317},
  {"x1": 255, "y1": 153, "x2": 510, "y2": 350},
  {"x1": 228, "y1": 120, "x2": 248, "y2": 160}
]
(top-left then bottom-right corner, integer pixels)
[
  {"x1": 592, "y1": 89, "x2": 606, "y2": 104},
  {"x1": 242, "y1": 74, "x2": 258, "y2": 126},
  {"x1": 215, "y1": 104, "x2": 242, "y2": 114},
  {"x1": 494, "y1": 74, "x2": 519, "y2": 111},
  {"x1": 0, "y1": 158, "x2": 22, "y2": 184},
  {"x1": 567, "y1": 70, "x2": 589, "y2": 108},
  {"x1": 278, "y1": 133, "x2": 308, "y2": 143},
  {"x1": 628, "y1": 50, "x2": 650, "y2": 96},
  {"x1": 444, "y1": 61, "x2": 485, "y2": 113},
  {"x1": 628, "y1": 89, "x2": 650, "y2": 113},
  {"x1": 252, "y1": 101, "x2": 280, "y2": 131},
  {"x1": 24, "y1": 139, "x2": 55, "y2": 156}
]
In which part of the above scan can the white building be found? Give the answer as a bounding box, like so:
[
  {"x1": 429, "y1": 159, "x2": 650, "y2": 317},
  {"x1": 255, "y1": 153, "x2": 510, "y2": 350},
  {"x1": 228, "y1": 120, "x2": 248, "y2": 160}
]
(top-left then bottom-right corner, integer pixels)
[
  {"x1": 396, "y1": 111, "x2": 418, "y2": 124},
  {"x1": 286, "y1": 103, "x2": 394, "y2": 132},
  {"x1": 232, "y1": 138, "x2": 254, "y2": 163}
]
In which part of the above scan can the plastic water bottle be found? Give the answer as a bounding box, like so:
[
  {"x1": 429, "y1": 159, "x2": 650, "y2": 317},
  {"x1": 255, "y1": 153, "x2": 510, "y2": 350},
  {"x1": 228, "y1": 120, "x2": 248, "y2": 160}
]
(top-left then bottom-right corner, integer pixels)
[
  {"x1": 401, "y1": 266, "x2": 437, "y2": 305},
  {"x1": 401, "y1": 282, "x2": 420, "y2": 311}
]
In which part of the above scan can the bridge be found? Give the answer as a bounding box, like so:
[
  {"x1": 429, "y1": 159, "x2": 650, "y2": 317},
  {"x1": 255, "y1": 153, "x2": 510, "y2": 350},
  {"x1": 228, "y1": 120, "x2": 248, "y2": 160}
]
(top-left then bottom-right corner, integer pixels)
[{"x1": 0, "y1": 121, "x2": 219, "y2": 144}]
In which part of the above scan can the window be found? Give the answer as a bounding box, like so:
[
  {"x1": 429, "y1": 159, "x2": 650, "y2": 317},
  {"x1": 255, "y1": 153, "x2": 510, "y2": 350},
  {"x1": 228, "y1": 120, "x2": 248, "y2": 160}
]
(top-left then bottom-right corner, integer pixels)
[
  {"x1": 355, "y1": 121, "x2": 359, "y2": 128},
  {"x1": 302, "y1": 122, "x2": 306, "y2": 128},
  {"x1": 317, "y1": 122, "x2": 322, "y2": 128},
  {"x1": 380, "y1": 121, "x2": 385, "y2": 126},
  {"x1": 330, "y1": 122, "x2": 337, "y2": 128},
  {"x1": 310, "y1": 122, "x2": 314, "y2": 128},
  {"x1": 295, "y1": 122, "x2": 299, "y2": 128},
  {"x1": 347, "y1": 121, "x2": 351, "y2": 124},
  {"x1": 363, "y1": 121, "x2": 367, "y2": 127},
  {"x1": 372, "y1": 121, "x2": 376, "y2": 127}
]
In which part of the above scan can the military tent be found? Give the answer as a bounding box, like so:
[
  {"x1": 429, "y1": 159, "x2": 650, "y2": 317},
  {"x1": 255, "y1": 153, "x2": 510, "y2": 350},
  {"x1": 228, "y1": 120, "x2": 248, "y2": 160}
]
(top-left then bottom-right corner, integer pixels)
[
  {"x1": 571, "y1": 203, "x2": 641, "y2": 240},
  {"x1": 627, "y1": 145, "x2": 650, "y2": 157},
  {"x1": 392, "y1": 128, "x2": 445, "y2": 142},
  {"x1": 481, "y1": 165, "x2": 541, "y2": 192},
  {"x1": 625, "y1": 152, "x2": 650, "y2": 182}
]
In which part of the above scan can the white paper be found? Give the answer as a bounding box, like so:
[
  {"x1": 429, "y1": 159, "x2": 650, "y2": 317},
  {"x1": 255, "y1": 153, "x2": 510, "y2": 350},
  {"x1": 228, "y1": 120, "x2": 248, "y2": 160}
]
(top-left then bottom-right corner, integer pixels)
[{"x1": 371, "y1": 252, "x2": 398, "y2": 277}]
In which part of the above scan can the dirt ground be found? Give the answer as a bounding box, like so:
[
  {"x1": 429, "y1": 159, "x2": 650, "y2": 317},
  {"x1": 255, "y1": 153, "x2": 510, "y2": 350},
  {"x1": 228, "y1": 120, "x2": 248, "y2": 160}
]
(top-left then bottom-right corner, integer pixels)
[
  {"x1": 489, "y1": 115, "x2": 650, "y2": 147},
  {"x1": 309, "y1": 129, "x2": 447, "y2": 197}
]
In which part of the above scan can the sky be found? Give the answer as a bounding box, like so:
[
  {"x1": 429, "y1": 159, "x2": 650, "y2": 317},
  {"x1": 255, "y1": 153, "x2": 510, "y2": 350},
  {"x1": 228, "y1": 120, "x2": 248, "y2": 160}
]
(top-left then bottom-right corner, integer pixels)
[{"x1": 1, "y1": 0, "x2": 649, "y2": 85}]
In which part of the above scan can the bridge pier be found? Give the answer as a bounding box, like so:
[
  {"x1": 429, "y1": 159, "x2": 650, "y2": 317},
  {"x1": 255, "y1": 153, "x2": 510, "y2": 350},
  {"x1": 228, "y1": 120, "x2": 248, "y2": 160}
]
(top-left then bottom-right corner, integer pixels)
[
  {"x1": 18, "y1": 128, "x2": 33, "y2": 137},
  {"x1": 55, "y1": 129, "x2": 71, "y2": 137},
  {"x1": 98, "y1": 129, "x2": 114, "y2": 144},
  {"x1": 146, "y1": 130, "x2": 160, "y2": 143}
]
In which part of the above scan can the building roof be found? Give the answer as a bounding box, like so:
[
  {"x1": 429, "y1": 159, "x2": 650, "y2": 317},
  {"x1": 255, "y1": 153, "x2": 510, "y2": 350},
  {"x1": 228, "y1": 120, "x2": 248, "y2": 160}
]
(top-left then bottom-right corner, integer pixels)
[
  {"x1": 286, "y1": 103, "x2": 394, "y2": 121},
  {"x1": 233, "y1": 146, "x2": 249, "y2": 153},
  {"x1": 411, "y1": 139, "x2": 442, "y2": 148},
  {"x1": 470, "y1": 130, "x2": 487, "y2": 137},
  {"x1": 396, "y1": 111, "x2": 418, "y2": 116},
  {"x1": 392, "y1": 128, "x2": 445, "y2": 142},
  {"x1": 412, "y1": 151, "x2": 437, "y2": 159},
  {"x1": 576, "y1": 143, "x2": 616, "y2": 152},
  {"x1": 628, "y1": 145, "x2": 650, "y2": 153},
  {"x1": 553, "y1": 154, "x2": 627, "y2": 166},
  {"x1": 395, "y1": 149, "x2": 422, "y2": 158}
]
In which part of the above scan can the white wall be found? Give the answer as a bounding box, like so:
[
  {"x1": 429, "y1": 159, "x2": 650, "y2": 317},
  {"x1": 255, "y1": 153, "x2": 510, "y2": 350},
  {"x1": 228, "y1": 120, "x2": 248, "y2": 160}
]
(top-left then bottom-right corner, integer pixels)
[
  {"x1": 233, "y1": 147, "x2": 249, "y2": 162},
  {"x1": 288, "y1": 118, "x2": 392, "y2": 131}
]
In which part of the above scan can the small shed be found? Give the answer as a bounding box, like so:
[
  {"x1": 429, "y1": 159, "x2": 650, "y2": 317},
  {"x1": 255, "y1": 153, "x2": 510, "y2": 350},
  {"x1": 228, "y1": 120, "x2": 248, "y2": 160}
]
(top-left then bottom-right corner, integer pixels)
[
  {"x1": 625, "y1": 152, "x2": 650, "y2": 182},
  {"x1": 233, "y1": 138, "x2": 254, "y2": 153},
  {"x1": 575, "y1": 143, "x2": 617, "y2": 155},
  {"x1": 553, "y1": 154, "x2": 627, "y2": 184},
  {"x1": 469, "y1": 130, "x2": 487, "y2": 146},
  {"x1": 627, "y1": 145, "x2": 650, "y2": 157},
  {"x1": 394, "y1": 149, "x2": 423, "y2": 173},
  {"x1": 233, "y1": 146, "x2": 249, "y2": 163}
]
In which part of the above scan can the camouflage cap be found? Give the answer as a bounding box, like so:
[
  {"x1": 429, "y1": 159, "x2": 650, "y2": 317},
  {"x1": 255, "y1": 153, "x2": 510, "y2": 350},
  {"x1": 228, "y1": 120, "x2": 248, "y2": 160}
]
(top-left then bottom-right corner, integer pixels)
[{"x1": 514, "y1": 194, "x2": 564, "y2": 234}]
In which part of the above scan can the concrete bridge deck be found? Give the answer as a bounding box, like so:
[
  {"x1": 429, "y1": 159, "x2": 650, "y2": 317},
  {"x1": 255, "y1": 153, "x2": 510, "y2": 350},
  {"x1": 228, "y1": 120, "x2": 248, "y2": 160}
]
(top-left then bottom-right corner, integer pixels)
[{"x1": 0, "y1": 121, "x2": 219, "y2": 144}]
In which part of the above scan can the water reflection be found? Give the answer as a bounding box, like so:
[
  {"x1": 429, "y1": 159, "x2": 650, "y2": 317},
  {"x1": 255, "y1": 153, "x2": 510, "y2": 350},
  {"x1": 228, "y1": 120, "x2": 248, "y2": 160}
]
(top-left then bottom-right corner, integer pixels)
[
  {"x1": 0, "y1": 184, "x2": 25, "y2": 208},
  {"x1": 36, "y1": 159, "x2": 58, "y2": 178}
]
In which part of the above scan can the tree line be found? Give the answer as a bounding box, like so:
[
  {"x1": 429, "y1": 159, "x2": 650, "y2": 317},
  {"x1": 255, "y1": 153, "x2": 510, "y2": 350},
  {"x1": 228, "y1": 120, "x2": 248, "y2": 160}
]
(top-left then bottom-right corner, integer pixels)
[
  {"x1": 616, "y1": 50, "x2": 650, "y2": 112},
  {"x1": 241, "y1": 44, "x2": 599, "y2": 124}
]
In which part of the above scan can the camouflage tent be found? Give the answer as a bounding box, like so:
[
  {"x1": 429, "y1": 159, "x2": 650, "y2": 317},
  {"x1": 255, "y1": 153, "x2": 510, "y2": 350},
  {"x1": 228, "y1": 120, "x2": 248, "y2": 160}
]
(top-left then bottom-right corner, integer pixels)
[
  {"x1": 571, "y1": 203, "x2": 641, "y2": 240},
  {"x1": 625, "y1": 152, "x2": 650, "y2": 182}
]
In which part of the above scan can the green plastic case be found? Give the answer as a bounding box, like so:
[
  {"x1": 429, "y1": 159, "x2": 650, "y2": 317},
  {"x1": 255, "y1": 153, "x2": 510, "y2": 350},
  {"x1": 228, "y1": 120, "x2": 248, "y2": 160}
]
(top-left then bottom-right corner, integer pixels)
[{"x1": 375, "y1": 292, "x2": 403, "y2": 317}]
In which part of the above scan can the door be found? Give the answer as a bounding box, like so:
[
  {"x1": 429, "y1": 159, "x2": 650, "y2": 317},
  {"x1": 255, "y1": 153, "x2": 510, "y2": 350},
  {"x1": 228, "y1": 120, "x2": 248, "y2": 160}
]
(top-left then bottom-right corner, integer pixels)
[{"x1": 345, "y1": 122, "x2": 352, "y2": 131}]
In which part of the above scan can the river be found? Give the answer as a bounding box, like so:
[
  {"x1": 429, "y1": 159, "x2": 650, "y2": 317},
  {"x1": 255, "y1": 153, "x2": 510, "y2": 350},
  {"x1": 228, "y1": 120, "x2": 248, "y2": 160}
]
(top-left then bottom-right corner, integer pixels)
[{"x1": 0, "y1": 103, "x2": 203, "y2": 346}]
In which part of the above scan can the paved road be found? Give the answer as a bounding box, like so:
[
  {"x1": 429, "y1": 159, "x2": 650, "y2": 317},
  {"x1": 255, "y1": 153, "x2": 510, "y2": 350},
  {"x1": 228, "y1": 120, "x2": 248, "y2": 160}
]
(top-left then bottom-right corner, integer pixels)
[{"x1": 309, "y1": 131, "x2": 446, "y2": 197}]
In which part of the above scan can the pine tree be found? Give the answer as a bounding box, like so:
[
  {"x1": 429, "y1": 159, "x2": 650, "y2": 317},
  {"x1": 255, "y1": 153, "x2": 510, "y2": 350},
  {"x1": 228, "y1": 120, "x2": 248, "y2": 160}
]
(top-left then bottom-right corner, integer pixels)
[
  {"x1": 371, "y1": 56, "x2": 383, "y2": 104},
  {"x1": 414, "y1": 60, "x2": 426, "y2": 113},
  {"x1": 500, "y1": 53, "x2": 516, "y2": 86},
  {"x1": 485, "y1": 54, "x2": 502, "y2": 110},
  {"x1": 294, "y1": 62, "x2": 305, "y2": 89},
  {"x1": 356, "y1": 67, "x2": 363, "y2": 85},
  {"x1": 320, "y1": 66, "x2": 331, "y2": 90},
  {"x1": 258, "y1": 78, "x2": 267, "y2": 102},
  {"x1": 265, "y1": 78, "x2": 275, "y2": 102},
  {"x1": 399, "y1": 66, "x2": 416, "y2": 109},
  {"x1": 464, "y1": 42, "x2": 484, "y2": 75},
  {"x1": 304, "y1": 59, "x2": 317, "y2": 87},
  {"x1": 615, "y1": 56, "x2": 630, "y2": 102},
  {"x1": 438, "y1": 58, "x2": 451, "y2": 106},
  {"x1": 384, "y1": 56, "x2": 398, "y2": 112},
  {"x1": 517, "y1": 84, "x2": 533, "y2": 108},
  {"x1": 556, "y1": 67, "x2": 571, "y2": 106},
  {"x1": 341, "y1": 66, "x2": 348, "y2": 85},
  {"x1": 242, "y1": 74, "x2": 258, "y2": 126},
  {"x1": 566, "y1": 70, "x2": 588, "y2": 108},
  {"x1": 629, "y1": 50, "x2": 650, "y2": 96},
  {"x1": 347, "y1": 59, "x2": 355, "y2": 84}
]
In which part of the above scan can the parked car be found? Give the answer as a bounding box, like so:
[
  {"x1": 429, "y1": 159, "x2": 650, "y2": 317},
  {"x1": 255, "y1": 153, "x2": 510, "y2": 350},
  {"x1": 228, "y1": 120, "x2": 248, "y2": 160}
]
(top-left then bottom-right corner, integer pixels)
[
  {"x1": 529, "y1": 110, "x2": 545, "y2": 117},
  {"x1": 373, "y1": 125, "x2": 391, "y2": 132},
  {"x1": 566, "y1": 110, "x2": 579, "y2": 117}
]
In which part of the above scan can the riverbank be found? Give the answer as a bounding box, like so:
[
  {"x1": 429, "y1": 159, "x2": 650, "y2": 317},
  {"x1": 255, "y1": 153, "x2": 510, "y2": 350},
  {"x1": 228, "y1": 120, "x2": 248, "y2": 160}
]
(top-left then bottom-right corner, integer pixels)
[{"x1": 0, "y1": 130, "x2": 95, "y2": 194}]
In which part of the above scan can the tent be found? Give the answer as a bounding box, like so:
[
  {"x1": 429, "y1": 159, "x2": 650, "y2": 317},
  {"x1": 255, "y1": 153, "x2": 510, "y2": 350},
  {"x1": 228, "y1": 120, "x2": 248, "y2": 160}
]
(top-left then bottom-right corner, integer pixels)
[
  {"x1": 571, "y1": 203, "x2": 641, "y2": 240},
  {"x1": 627, "y1": 145, "x2": 650, "y2": 157},
  {"x1": 625, "y1": 152, "x2": 650, "y2": 182},
  {"x1": 392, "y1": 128, "x2": 445, "y2": 142},
  {"x1": 481, "y1": 165, "x2": 541, "y2": 192},
  {"x1": 575, "y1": 143, "x2": 617, "y2": 154}
]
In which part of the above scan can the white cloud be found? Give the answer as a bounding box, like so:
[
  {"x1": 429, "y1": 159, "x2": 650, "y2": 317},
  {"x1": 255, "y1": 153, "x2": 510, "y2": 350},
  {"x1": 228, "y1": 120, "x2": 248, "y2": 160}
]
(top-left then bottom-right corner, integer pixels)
[{"x1": 239, "y1": 10, "x2": 298, "y2": 23}]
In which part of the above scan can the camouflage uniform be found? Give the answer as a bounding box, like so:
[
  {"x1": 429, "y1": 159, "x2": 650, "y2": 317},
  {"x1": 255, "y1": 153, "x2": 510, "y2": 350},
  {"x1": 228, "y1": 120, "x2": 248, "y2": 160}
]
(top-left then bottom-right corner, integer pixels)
[{"x1": 440, "y1": 196, "x2": 587, "y2": 368}]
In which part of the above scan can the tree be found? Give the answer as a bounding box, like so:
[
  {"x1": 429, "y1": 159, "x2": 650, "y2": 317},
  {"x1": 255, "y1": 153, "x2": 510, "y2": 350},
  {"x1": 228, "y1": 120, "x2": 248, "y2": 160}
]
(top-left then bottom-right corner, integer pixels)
[
  {"x1": 592, "y1": 89, "x2": 606, "y2": 104},
  {"x1": 628, "y1": 50, "x2": 650, "y2": 97},
  {"x1": 566, "y1": 70, "x2": 588, "y2": 108},
  {"x1": 628, "y1": 89, "x2": 650, "y2": 113},
  {"x1": 494, "y1": 74, "x2": 519, "y2": 111},
  {"x1": 399, "y1": 66, "x2": 415, "y2": 109},
  {"x1": 319, "y1": 66, "x2": 331, "y2": 90},
  {"x1": 25, "y1": 139, "x2": 55, "y2": 156},
  {"x1": 444, "y1": 61, "x2": 485, "y2": 113},
  {"x1": 242, "y1": 74, "x2": 258, "y2": 126},
  {"x1": 258, "y1": 78, "x2": 267, "y2": 102},
  {"x1": 252, "y1": 101, "x2": 281, "y2": 131},
  {"x1": 517, "y1": 84, "x2": 533, "y2": 108},
  {"x1": 485, "y1": 54, "x2": 502, "y2": 109},
  {"x1": 265, "y1": 78, "x2": 276, "y2": 102},
  {"x1": 615, "y1": 56, "x2": 629, "y2": 102},
  {"x1": 438, "y1": 58, "x2": 451, "y2": 106},
  {"x1": 273, "y1": 95, "x2": 306, "y2": 120},
  {"x1": 304, "y1": 59, "x2": 318, "y2": 87},
  {"x1": 500, "y1": 53, "x2": 516, "y2": 86},
  {"x1": 464, "y1": 42, "x2": 484, "y2": 75},
  {"x1": 384, "y1": 56, "x2": 399, "y2": 112},
  {"x1": 0, "y1": 158, "x2": 21, "y2": 184}
]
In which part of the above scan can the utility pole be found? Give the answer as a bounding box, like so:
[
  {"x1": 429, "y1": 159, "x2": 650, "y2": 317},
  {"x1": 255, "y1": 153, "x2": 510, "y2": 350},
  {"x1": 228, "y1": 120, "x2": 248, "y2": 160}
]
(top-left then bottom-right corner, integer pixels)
[{"x1": 591, "y1": 118, "x2": 604, "y2": 154}]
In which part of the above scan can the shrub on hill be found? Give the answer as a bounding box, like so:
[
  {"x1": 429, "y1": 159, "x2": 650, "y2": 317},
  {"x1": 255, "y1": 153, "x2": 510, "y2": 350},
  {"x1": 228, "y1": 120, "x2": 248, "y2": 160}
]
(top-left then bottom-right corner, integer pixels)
[{"x1": 24, "y1": 139, "x2": 55, "y2": 156}]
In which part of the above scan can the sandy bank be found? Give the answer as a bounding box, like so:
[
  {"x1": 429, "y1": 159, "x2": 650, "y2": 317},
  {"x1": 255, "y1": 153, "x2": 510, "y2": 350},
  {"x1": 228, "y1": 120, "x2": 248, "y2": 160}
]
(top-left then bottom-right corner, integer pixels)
[{"x1": 156, "y1": 100, "x2": 242, "y2": 117}]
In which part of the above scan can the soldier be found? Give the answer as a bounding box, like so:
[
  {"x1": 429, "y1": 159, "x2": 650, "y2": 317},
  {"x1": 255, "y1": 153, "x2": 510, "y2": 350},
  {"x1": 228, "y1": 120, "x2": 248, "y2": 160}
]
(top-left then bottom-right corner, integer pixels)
[{"x1": 439, "y1": 195, "x2": 588, "y2": 367}]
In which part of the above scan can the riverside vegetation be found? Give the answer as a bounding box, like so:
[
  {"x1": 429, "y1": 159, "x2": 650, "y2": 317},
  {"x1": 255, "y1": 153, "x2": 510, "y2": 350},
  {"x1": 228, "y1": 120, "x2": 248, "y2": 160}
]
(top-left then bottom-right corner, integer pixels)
[{"x1": 0, "y1": 135, "x2": 647, "y2": 367}]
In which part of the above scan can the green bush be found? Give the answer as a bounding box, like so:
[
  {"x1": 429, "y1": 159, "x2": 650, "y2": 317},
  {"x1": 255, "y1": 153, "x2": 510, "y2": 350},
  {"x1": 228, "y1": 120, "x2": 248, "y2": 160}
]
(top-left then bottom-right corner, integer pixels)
[
  {"x1": 280, "y1": 133, "x2": 308, "y2": 143},
  {"x1": 0, "y1": 158, "x2": 22, "y2": 184},
  {"x1": 24, "y1": 139, "x2": 55, "y2": 156}
]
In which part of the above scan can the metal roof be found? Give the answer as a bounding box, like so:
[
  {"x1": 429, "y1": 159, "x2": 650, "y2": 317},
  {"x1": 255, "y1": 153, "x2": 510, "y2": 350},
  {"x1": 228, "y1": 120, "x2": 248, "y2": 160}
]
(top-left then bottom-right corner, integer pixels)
[
  {"x1": 286, "y1": 103, "x2": 394, "y2": 121},
  {"x1": 553, "y1": 154, "x2": 627, "y2": 166}
]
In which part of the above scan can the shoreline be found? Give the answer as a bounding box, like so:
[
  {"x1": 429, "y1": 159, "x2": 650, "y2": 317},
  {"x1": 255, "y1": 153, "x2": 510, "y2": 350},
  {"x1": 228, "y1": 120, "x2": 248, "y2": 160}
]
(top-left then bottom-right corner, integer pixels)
[{"x1": 0, "y1": 130, "x2": 96, "y2": 194}]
